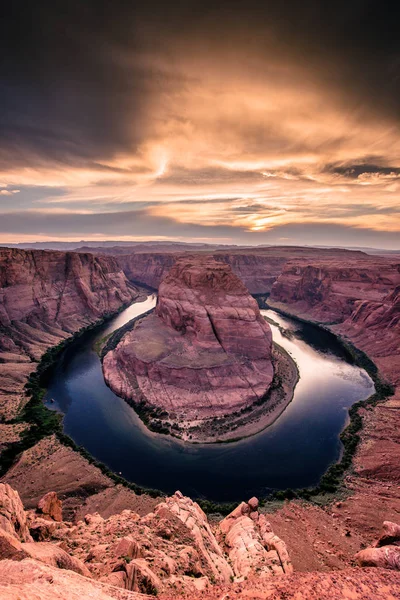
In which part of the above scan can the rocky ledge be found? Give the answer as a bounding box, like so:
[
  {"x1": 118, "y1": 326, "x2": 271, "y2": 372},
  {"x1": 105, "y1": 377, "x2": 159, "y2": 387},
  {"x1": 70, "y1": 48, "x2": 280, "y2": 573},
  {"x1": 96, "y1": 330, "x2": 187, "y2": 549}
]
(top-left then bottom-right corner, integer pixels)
[
  {"x1": 103, "y1": 257, "x2": 296, "y2": 441},
  {"x1": 1, "y1": 483, "x2": 400, "y2": 599}
]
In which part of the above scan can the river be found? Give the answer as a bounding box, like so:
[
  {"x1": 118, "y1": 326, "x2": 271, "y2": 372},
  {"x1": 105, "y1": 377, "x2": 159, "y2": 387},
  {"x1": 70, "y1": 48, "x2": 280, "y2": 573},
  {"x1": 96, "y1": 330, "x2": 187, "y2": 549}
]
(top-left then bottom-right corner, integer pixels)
[{"x1": 45, "y1": 295, "x2": 374, "y2": 502}]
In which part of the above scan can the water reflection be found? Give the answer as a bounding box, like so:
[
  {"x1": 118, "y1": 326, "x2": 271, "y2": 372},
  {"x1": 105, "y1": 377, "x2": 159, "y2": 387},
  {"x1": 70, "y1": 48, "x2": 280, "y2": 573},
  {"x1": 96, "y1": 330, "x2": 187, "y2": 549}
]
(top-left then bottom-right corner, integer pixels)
[{"x1": 45, "y1": 298, "x2": 374, "y2": 501}]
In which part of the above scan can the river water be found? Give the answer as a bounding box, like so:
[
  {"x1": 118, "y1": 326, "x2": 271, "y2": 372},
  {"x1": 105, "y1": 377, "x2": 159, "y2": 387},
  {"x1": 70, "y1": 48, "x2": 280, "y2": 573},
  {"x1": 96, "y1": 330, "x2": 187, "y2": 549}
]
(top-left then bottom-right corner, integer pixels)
[{"x1": 45, "y1": 295, "x2": 374, "y2": 501}]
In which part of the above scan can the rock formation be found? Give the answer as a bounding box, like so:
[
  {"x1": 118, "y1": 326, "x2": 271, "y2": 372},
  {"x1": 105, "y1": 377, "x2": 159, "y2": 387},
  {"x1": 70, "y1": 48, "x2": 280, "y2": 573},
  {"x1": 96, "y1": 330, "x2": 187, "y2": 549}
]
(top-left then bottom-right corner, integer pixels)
[
  {"x1": 0, "y1": 248, "x2": 141, "y2": 419},
  {"x1": 1, "y1": 483, "x2": 400, "y2": 600},
  {"x1": 103, "y1": 256, "x2": 275, "y2": 439},
  {"x1": 270, "y1": 258, "x2": 400, "y2": 323},
  {"x1": 216, "y1": 496, "x2": 293, "y2": 578},
  {"x1": 37, "y1": 491, "x2": 63, "y2": 522},
  {"x1": 0, "y1": 483, "x2": 290, "y2": 596},
  {"x1": 356, "y1": 520, "x2": 400, "y2": 570}
]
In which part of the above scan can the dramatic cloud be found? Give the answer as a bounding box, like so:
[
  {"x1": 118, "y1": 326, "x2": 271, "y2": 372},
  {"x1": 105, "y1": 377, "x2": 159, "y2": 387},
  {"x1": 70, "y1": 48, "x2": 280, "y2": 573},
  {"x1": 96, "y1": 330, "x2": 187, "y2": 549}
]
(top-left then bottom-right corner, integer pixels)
[{"x1": 0, "y1": 1, "x2": 399, "y2": 247}]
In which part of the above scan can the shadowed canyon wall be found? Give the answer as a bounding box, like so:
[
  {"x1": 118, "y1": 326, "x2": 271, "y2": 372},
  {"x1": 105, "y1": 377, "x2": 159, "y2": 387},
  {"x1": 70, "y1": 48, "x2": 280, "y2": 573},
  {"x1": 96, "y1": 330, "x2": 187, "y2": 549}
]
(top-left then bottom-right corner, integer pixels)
[{"x1": 0, "y1": 248, "x2": 140, "y2": 420}]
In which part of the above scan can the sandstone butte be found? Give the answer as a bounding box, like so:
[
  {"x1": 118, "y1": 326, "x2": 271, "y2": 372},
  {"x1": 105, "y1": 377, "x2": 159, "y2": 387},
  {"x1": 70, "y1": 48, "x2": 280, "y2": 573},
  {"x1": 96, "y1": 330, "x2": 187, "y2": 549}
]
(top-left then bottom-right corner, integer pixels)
[
  {"x1": 1, "y1": 245, "x2": 400, "y2": 598},
  {"x1": 103, "y1": 256, "x2": 277, "y2": 440}
]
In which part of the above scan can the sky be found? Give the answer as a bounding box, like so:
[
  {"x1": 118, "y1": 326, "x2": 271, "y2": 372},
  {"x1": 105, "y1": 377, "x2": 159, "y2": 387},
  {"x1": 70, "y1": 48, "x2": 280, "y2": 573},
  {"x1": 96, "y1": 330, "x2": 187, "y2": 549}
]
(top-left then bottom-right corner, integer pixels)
[{"x1": 0, "y1": 1, "x2": 399, "y2": 248}]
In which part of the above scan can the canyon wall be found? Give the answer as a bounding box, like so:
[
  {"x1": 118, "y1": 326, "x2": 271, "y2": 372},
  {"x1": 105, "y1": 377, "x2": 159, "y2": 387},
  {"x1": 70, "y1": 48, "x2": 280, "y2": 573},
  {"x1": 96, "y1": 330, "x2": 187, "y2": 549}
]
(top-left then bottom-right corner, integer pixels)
[
  {"x1": 87, "y1": 245, "x2": 369, "y2": 293},
  {"x1": 0, "y1": 248, "x2": 141, "y2": 420},
  {"x1": 269, "y1": 256, "x2": 400, "y2": 541},
  {"x1": 270, "y1": 258, "x2": 400, "y2": 323}
]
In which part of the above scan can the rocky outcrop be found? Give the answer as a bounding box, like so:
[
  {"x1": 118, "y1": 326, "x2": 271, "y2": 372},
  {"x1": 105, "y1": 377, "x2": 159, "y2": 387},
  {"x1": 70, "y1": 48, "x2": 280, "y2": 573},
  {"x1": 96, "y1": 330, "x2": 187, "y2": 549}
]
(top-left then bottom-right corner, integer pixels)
[
  {"x1": 0, "y1": 559, "x2": 147, "y2": 600},
  {"x1": 37, "y1": 491, "x2": 63, "y2": 522},
  {"x1": 0, "y1": 484, "x2": 291, "y2": 596},
  {"x1": 0, "y1": 484, "x2": 90, "y2": 576},
  {"x1": 103, "y1": 257, "x2": 274, "y2": 439},
  {"x1": 2, "y1": 483, "x2": 400, "y2": 600},
  {"x1": 0, "y1": 248, "x2": 141, "y2": 420},
  {"x1": 356, "y1": 520, "x2": 400, "y2": 571},
  {"x1": 217, "y1": 497, "x2": 292, "y2": 579},
  {"x1": 0, "y1": 483, "x2": 32, "y2": 542}
]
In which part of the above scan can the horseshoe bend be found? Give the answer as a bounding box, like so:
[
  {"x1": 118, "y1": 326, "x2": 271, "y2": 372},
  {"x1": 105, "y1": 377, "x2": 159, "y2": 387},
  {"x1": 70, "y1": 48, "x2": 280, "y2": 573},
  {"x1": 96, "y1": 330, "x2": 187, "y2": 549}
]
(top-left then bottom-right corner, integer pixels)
[{"x1": 102, "y1": 257, "x2": 297, "y2": 441}]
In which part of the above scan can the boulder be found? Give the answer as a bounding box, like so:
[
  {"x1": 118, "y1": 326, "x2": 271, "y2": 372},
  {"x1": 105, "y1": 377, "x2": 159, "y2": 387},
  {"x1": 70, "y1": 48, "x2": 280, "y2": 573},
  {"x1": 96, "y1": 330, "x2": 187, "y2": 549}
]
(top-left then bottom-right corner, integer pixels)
[
  {"x1": 37, "y1": 491, "x2": 63, "y2": 522},
  {"x1": 376, "y1": 521, "x2": 400, "y2": 547},
  {"x1": 22, "y1": 542, "x2": 92, "y2": 577},
  {"x1": 0, "y1": 483, "x2": 32, "y2": 541},
  {"x1": 356, "y1": 546, "x2": 400, "y2": 570}
]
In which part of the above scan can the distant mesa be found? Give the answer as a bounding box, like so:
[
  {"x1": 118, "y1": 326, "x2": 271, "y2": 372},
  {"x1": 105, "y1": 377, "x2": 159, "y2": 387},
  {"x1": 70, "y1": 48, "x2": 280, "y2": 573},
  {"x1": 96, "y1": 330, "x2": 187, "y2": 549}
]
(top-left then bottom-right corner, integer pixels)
[{"x1": 102, "y1": 256, "x2": 285, "y2": 441}]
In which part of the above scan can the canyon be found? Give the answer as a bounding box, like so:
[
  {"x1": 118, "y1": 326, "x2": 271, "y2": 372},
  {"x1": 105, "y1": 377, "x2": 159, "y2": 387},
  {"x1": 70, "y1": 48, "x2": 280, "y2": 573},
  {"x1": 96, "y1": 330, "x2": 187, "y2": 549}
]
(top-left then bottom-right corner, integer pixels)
[
  {"x1": 0, "y1": 248, "x2": 141, "y2": 427},
  {"x1": 84, "y1": 244, "x2": 371, "y2": 293},
  {"x1": 103, "y1": 256, "x2": 297, "y2": 441},
  {"x1": 0, "y1": 243, "x2": 400, "y2": 598}
]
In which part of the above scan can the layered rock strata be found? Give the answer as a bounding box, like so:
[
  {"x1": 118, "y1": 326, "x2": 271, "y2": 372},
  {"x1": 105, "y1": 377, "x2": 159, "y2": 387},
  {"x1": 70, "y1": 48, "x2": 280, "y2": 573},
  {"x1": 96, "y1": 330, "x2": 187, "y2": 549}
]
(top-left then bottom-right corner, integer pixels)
[
  {"x1": 268, "y1": 256, "x2": 400, "y2": 544},
  {"x1": 0, "y1": 248, "x2": 141, "y2": 420},
  {"x1": 103, "y1": 257, "x2": 276, "y2": 439},
  {"x1": 95, "y1": 244, "x2": 369, "y2": 293}
]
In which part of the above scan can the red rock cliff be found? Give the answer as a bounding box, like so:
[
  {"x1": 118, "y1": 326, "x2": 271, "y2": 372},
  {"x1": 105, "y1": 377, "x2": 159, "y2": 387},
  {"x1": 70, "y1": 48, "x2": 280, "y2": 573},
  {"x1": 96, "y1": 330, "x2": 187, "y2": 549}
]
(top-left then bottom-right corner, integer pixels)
[
  {"x1": 270, "y1": 258, "x2": 400, "y2": 323},
  {"x1": 0, "y1": 248, "x2": 140, "y2": 419},
  {"x1": 94, "y1": 245, "x2": 367, "y2": 293}
]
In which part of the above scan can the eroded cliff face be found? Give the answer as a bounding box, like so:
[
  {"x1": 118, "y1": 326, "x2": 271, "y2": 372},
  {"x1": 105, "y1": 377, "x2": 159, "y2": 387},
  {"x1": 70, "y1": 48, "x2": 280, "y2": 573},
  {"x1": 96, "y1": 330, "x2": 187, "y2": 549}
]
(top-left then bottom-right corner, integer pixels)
[
  {"x1": 114, "y1": 251, "x2": 287, "y2": 293},
  {"x1": 270, "y1": 259, "x2": 400, "y2": 323},
  {"x1": 0, "y1": 248, "x2": 141, "y2": 419},
  {"x1": 111, "y1": 246, "x2": 369, "y2": 294},
  {"x1": 103, "y1": 257, "x2": 275, "y2": 439},
  {"x1": 268, "y1": 257, "x2": 400, "y2": 386}
]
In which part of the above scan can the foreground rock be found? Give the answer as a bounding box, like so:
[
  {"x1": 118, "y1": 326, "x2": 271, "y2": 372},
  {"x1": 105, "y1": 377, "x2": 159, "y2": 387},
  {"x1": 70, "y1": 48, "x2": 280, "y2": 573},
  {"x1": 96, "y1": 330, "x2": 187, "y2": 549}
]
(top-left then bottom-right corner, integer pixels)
[
  {"x1": 2, "y1": 483, "x2": 400, "y2": 599},
  {"x1": 0, "y1": 559, "x2": 147, "y2": 600},
  {"x1": 356, "y1": 520, "x2": 400, "y2": 571},
  {"x1": 217, "y1": 497, "x2": 292, "y2": 578},
  {"x1": 104, "y1": 257, "x2": 278, "y2": 440},
  {"x1": 0, "y1": 484, "x2": 290, "y2": 597}
]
